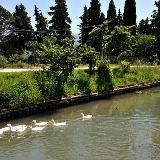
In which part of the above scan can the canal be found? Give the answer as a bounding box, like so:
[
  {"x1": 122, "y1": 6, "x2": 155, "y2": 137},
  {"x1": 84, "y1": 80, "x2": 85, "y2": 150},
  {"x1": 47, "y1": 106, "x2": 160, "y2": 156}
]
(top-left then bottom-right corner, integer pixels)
[{"x1": 0, "y1": 87, "x2": 160, "y2": 160}]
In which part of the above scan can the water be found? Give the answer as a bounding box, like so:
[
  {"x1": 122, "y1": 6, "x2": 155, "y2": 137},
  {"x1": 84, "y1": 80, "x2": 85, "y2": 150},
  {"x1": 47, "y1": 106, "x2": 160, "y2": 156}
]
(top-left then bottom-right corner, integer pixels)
[{"x1": 0, "y1": 87, "x2": 160, "y2": 160}]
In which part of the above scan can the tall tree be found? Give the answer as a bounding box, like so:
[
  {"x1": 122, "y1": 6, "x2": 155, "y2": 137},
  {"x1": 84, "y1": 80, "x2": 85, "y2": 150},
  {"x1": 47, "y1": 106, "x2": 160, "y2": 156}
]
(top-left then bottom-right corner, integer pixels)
[
  {"x1": 116, "y1": 9, "x2": 123, "y2": 26},
  {"x1": 88, "y1": 0, "x2": 101, "y2": 26},
  {"x1": 150, "y1": 9, "x2": 158, "y2": 35},
  {"x1": 12, "y1": 3, "x2": 33, "y2": 51},
  {"x1": 34, "y1": 5, "x2": 48, "y2": 31},
  {"x1": 107, "y1": 0, "x2": 117, "y2": 31},
  {"x1": 138, "y1": 18, "x2": 151, "y2": 35},
  {"x1": 123, "y1": 0, "x2": 136, "y2": 26},
  {"x1": 48, "y1": 0, "x2": 72, "y2": 43},
  {"x1": 79, "y1": 6, "x2": 90, "y2": 44},
  {"x1": 155, "y1": 0, "x2": 160, "y2": 59},
  {"x1": 13, "y1": 4, "x2": 32, "y2": 30}
]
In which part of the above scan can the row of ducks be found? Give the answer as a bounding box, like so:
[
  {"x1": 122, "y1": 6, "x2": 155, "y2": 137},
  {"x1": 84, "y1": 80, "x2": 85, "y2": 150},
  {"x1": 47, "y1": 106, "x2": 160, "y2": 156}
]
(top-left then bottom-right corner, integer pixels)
[{"x1": 0, "y1": 113, "x2": 92, "y2": 135}]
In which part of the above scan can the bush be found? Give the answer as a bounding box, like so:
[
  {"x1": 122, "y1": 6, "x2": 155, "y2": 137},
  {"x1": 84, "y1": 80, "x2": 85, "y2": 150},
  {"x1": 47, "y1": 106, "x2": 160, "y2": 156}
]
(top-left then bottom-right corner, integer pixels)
[
  {"x1": 0, "y1": 55, "x2": 8, "y2": 68},
  {"x1": 97, "y1": 60, "x2": 113, "y2": 92},
  {"x1": 112, "y1": 60, "x2": 130, "y2": 78},
  {"x1": 0, "y1": 72, "x2": 41, "y2": 108}
]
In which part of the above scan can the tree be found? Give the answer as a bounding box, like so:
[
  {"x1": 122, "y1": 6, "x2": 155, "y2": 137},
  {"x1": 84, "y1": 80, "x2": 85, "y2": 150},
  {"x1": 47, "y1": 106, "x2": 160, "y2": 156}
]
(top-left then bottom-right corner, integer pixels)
[
  {"x1": 89, "y1": 20, "x2": 109, "y2": 57},
  {"x1": 88, "y1": 0, "x2": 101, "y2": 26},
  {"x1": 79, "y1": 6, "x2": 90, "y2": 44},
  {"x1": 12, "y1": 3, "x2": 33, "y2": 51},
  {"x1": 150, "y1": 10, "x2": 157, "y2": 35},
  {"x1": 117, "y1": 9, "x2": 123, "y2": 26},
  {"x1": 34, "y1": 5, "x2": 48, "y2": 31},
  {"x1": 0, "y1": 5, "x2": 14, "y2": 56},
  {"x1": 123, "y1": 0, "x2": 136, "y2": 27},
  {"x1": 138, "y1": 18, "x2": 151, "y2": 35},
  {"x1": 107, "y1": 0, "x2": 117, "y2": 31},
  {"x1": 103, "y1": 26, "x2": 135, "y2": 57},
  {"x1": 79, "y1": 43, "x2": 97, "y2": 74},
  {"x1": 155, "y1": 0, "x2": 160, "y2": 60},
  {"x1": 48, "y1": 0, "x2": 72, "y2": 43},
  {"x1": 99, "y1": 12, "x2": 105, "y2": 24}
]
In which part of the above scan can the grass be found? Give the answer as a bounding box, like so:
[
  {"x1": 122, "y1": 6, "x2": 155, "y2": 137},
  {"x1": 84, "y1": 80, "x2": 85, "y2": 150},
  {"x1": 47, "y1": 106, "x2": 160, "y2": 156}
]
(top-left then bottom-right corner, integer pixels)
[{"x1": 0, "y1": 66, "x2": 160, "y2": 109}]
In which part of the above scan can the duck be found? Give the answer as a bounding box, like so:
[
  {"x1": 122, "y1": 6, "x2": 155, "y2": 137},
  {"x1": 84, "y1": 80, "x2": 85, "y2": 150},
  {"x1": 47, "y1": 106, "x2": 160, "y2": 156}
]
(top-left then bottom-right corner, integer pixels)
[
  {"x1": 31, "y1": 126, "x2": 45, "y2": 131},
  {"x1": 81, "y1": 113, "x2": 92, "y2": 120},
  {"x1": 0, "y1": 126, "x2": 10, "y2": 135},
  {"x1": 7, "y1": 124, "x2": 27, "y2": 133},
  {"x1": 32, "y1": 120, "x2": 48, "y2": 126},
  {"x1": 50, "y1": 120, "x2": 67, "y2": 127}
]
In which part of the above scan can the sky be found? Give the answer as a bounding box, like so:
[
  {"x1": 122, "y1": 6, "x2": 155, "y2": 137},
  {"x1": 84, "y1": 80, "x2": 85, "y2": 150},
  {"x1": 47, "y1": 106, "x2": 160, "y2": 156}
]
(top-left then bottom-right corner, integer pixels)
[{"x1": 0, "y1": 0, "x2": 156, "y2": 34}]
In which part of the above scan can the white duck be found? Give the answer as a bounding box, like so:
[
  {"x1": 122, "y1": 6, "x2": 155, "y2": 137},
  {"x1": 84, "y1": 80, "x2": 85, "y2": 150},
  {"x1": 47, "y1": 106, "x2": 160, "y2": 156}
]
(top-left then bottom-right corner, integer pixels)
[
  {"x1": 31, "y1": 126, "x2": 45, "y2": 131},
  {"x1": 81, "y1": 113, "x2": 92, "y2": 120},
  {"x1": 32, "y1": 120, "x2": 48, "y2": 126},
  {"x1": 7, "y1": 124, "x2": 27, "y2": 133},
  {"x1": 0, "y1": 126, "x2": 10, "y2": 135},
  {"x1": 50, "y1": 120, "x2": 67, "y2": 127}
]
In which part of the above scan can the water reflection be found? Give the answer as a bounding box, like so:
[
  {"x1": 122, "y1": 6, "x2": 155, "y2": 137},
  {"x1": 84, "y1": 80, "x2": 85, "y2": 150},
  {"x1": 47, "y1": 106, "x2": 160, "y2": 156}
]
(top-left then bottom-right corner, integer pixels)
[{"x1": 0, "y1": 87, "x2": 160, "y2": 160}]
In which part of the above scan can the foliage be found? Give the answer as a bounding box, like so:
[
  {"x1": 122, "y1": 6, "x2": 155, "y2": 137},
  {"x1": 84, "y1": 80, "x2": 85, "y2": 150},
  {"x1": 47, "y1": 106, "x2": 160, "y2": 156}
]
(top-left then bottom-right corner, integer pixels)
[
  {"x1": 97, "y1": 60, "x2": 113, "y2": 92},
  {"x1": 103, "y1": 25, "x2": 135, "y2": 56},
  {"x1": 79, "y1": 6, "x2": 90, "y2": 44},
  {"x1": 116, "y1": 9, "x2": 123, "y2": 26},
  {"x1": 107, "y1": 0, "x2": 117, "y2": 31},
  {"x1": 133, "y1": 35, "x2": 156, "y2": 60},
  {"x1": 89, "y1": 20, "x2": 109, "y2": 54},
  {"x1": 79, "y1": 43, "x2": 97, "y2": 74},
  {"x1": 112, "y1": 60, "x2": 130, "y2": 78},
  {"x1": 0, "y1": 72, "x2": 41, "y2": 108},
  {"x1": 138, "y1": 18, "x2": 152, "y2": 35},
  {"x1": 34, "y1": 5, "x2": 48, "y2": 31},
  {"x1": 123, "y1": 0, "x2": 136, "y2": 26},
  {"x1": 48, "y1": 0, "x2": 72, "y2": 42},
  {"x1": 0, "y1": 55, "x2": 8, "y2": 68}
]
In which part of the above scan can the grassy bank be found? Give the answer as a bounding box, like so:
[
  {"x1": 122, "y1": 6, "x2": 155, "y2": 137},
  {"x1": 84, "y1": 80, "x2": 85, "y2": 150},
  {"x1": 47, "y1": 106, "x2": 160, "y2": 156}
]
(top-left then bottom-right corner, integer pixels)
[{"x1": 0, "y1": 66, "x2": 160, "y2": 110}]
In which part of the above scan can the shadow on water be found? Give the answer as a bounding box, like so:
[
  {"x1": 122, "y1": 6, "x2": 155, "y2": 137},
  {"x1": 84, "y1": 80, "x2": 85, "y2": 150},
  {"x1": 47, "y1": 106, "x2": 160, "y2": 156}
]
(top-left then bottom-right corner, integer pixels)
[{"x1": 0, "y1": 87, "x2": 160, "y2": 160}]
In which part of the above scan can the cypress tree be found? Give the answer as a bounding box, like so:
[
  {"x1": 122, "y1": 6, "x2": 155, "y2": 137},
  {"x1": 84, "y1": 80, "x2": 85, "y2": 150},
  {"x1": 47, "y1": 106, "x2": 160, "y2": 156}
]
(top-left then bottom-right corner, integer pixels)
[
  {"x1": 48, "y1": 0, "x2": 72, "y2": 42},
  {"x1": 117, "y1": 9, "x2": 123, "y2": 26},
  {"x1": 150, "y1": 10, "x2": 157, "y2": 35},
  {"x1": 123, "y1": 0, "x2": 136, "y2": 26},
  {"x1": 88, "y1": 0, "x2": 101, "y2": 26},
  {"x1": 34, "y1": 5, "x2": 48, "y2": 31},
  {"x1": 79, "y1": 6, "x2": 90, "y2": 44},
  {"x1": 107, "y1": 0, "x2": 117, "y2": 31}
]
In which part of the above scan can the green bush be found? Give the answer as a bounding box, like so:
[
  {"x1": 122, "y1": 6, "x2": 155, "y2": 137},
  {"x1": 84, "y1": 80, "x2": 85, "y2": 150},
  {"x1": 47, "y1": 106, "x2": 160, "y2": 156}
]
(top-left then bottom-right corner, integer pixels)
[
  {"x1": 112, "y1": 61, "x2": 130, "y2": 78},
  {"x1": 97, "y1": 60, "x2": 113, "y2": 92},
  {"x1": 0, "y1": 55, "x2": 8, "y2": 68},
  {"x1": 0, "y1": 72, "x2": 41, "y2": 108}
]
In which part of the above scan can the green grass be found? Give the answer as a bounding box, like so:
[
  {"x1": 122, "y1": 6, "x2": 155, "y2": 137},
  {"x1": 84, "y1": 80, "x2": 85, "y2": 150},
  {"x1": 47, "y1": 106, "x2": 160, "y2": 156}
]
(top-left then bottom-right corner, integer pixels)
[{"x1": 0, "y1": 66, "x2": 160, "y2": 109}]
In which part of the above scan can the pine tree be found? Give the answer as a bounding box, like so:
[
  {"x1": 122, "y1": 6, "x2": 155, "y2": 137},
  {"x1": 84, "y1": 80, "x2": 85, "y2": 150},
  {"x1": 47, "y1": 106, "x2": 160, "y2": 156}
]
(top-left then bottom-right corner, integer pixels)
[
  {"x1": 79, "y1": 6, "x2": 90, "y2": 44},
  {"x1": 117, "y1": 9, "x2": 123, "y2": 26},
  {"x1": 12, "y1": 3, "x2": 33, "y2": 50},
  {"x1": 123, "y1": 0, "x2": 136, "y2": 26},
  {"x1": 107, "y1": 0, "x2": 117, "y2": 31},
  {"x1": 150, "y1": 10, "x2": 157, "y2": 35},
  {"x1": 155, "y1": 0, "x2": 160, "y2": 59},
  {"x1": 34, "y1": 5, "x2": 48, "y2": 31},
  {"x1": 13, "y1": 4, "x2": 32, "y2": 30},
  {"x1": 138, "y1": 18, "x2": 151, "y2": 35},
  {"x1": 48, "y1": 0, "x2": 72, "y2": 42}
]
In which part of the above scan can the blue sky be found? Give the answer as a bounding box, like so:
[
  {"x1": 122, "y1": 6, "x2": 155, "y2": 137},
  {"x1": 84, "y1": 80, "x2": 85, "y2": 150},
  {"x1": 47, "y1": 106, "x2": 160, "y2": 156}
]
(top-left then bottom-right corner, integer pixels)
[{"x1": 0, "y1": 0, "x2": 156, "y2": 33}]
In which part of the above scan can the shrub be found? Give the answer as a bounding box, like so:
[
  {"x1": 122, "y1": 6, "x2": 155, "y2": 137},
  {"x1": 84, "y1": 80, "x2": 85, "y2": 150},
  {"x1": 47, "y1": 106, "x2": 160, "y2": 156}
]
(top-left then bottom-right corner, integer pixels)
[
  {"x1": 0, "y1": 55, "x2": 8, "y2": 68},
  {"x1": 112, "y1": 60, "x2": 130, "y2": 78},
  {"x1": 0, "y1": 72, "x2": 41, "y2": 108},
  {"x1": 97, "y1": 60, "x2": 113, "y2": 92}
]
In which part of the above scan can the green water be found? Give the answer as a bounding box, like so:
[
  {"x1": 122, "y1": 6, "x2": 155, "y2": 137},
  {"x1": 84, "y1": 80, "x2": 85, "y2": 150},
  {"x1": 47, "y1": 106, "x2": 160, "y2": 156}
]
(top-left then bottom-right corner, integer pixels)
[{"x1": 0, "y1": 87, "x2": 160, "y2": 160}]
